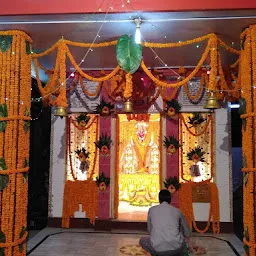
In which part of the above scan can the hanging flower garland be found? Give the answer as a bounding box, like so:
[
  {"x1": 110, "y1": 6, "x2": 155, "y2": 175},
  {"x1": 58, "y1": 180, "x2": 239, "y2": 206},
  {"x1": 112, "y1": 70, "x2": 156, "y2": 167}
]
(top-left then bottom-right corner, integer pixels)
[
  {"x1": 62, "y1": 180, "x2": 98, "y2": 228},
  {"x1": 188, "y1": 113, "x2": 206, "y2": 128},
  {"x1": 180, "y1": 114, "x2": 212, "y2": 137},
  {"x1": 124, "y1": 73, "x2": 133, "y2": 99},
  {"x1": 67, "y1": 116, "x2": 99, "y2": 181},
  {"x1": 183, "y1": 72, "x2": 208, "y2": 101},
  {"x1": 179, "y1": 182, "x2": 220, "y2": 234}
]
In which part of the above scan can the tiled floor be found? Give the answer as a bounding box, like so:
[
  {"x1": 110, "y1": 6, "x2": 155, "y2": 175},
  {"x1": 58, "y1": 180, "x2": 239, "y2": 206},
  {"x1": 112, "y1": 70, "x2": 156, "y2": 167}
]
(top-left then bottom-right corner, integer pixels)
[{"x1": 27, "y1": 228, "x2": 244, "y2": 256}]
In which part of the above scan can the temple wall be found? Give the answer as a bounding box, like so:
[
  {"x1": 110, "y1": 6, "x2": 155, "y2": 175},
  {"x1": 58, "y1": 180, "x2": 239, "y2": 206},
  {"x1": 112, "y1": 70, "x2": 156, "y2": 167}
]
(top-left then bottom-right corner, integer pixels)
[{"x1": 48, "y1": 80, "x2": 232, "y2": 223}]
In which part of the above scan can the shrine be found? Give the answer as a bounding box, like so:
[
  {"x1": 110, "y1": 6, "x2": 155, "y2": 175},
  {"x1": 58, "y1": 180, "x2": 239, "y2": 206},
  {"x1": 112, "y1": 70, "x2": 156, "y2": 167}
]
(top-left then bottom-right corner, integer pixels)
[{"x1": 0, "y1": 1, "x2": 256, "y2": 255}]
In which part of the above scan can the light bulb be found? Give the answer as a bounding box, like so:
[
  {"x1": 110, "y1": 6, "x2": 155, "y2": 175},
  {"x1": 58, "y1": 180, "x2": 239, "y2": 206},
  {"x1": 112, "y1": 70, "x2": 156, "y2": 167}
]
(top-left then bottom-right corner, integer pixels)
[
  {"x1": 135, "y1": 26, "x2": 141, "y2": 44},
  {"x1": 134, "y1": 18, "x2": 142, "y2": 44}
]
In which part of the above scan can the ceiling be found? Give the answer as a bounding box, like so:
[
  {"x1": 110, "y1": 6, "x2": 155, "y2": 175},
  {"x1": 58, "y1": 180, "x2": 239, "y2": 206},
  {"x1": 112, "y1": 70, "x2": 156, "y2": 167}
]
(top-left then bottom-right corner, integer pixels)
[{"x1": 1, "y1": 10, "x2": 256, "y2": 78}]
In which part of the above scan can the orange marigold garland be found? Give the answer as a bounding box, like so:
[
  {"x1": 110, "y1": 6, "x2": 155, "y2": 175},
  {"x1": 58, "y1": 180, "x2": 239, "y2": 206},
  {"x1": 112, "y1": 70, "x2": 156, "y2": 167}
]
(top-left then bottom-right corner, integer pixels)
[
  {"x1": 241, "y1": 26, "x2": 256, "y2": 256},
  {"x1": 0, "y1": 31, "x2": 32, "y2": 255},
  {"x1": 179, "y1": 182, "x2": 220, "y2": 234},
  {"x1": 124, "y1": 73, "x2": 133, "y2": 99},
  {"x1": 62, "y1": 180, "x2": 98, "y2": 228}
]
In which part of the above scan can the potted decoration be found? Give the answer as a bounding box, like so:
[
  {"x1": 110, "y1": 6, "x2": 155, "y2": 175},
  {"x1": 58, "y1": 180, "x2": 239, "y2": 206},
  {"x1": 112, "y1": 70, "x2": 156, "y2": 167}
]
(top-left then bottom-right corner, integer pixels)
[
  {"x1": 165, "y1": 99, "x2": 181, "y2": 120},
  {"x1": 96, "y1": 172, "x2": 110, "y2": 192},
  {"x1": 187, "y1": 146, "x2": 205, "y2": 177},
  {"x1": 95, "y1": 98, "x2": 114, "y2": 116},
  {"x1": 164, "y1": 176, "x2": 181, "y2": 195},
  {"x1": 76, "y1": 113, "x2": 90, "y2": 127},
  {"x1": 188, "y1": 113, "x2": 206, "y2": 128},
  {"x1": 95, "y1": 134, "x2": 112, "y2": 155},
  {"x1": 75, "y1": 148, "x2": 90, "y2": 173},
  {"x1": 163, "y1": 135, "x2": 182, "y2": 155}
]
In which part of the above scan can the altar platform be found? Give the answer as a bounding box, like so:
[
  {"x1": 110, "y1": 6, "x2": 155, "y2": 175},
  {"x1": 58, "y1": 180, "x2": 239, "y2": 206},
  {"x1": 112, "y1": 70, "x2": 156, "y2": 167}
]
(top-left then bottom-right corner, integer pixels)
[{"x1": 27, "y1": 228, "x2": 243, "y2": 256}]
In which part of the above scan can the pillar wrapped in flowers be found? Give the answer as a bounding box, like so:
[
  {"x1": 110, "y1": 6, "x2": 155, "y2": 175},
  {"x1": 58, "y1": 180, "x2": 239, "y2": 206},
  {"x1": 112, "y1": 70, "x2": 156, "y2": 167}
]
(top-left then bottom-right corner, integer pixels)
[
  {"x1": 240, "y1": 25, "x2": 256, "y2": 256},
  {"x1": 0, "y1": 31, "x2": 32, "y2": 255}
]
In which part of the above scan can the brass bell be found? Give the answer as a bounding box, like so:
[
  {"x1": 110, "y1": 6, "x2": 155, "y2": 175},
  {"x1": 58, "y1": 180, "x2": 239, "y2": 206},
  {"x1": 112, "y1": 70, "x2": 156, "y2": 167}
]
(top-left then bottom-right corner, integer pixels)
[
  {"x1": 204, "y1": 91, "x2": 221, "y2": 110},
  {"x1": 124, "y1": 99, "x2": 133, "y2": 113},
  {"x1": 55, "y1": 106, "x2": 68, "y2": 117}
]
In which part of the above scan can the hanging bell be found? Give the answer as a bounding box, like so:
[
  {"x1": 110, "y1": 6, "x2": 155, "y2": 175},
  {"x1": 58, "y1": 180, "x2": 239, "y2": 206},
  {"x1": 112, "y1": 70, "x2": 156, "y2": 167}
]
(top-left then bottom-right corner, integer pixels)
[
  {"x1": 55, "y1": 106, "x2": 68, "y2": 118},
  {"x1": 204, "y1": 91, "x2": 221, "y2": 110},
  {"x1": 124, "y1": 99, "x2": 133, "y2": 113}
]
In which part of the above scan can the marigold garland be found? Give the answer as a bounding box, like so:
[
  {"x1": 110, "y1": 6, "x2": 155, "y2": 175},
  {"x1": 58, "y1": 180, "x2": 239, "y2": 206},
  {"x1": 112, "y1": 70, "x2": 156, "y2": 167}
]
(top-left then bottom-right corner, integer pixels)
[
  {"x1": 0, "y1": 31, "x2": 31, "y2": 255},
  {"x1": 240, "y1": 25, "x2": 256, "y2": 255},
  {"x1": 183, "y1": 73, "x2": 208, "y2": 101},
  {"x1": 179, "y1": 182, "x2": 220, "y2": 234},
  {"x1": 62, "y1": 180, "x2": 98, "y2": 228},
  {"x1": 66, "y1": 46, "x2": 120, "y2": 82},
  {"x1": 140, "y1": 40, "x2": 211, "y2": 88},
  {"x1": 67, "y1": 116, "x2": 99, "y2": 181},
  {"x1": 180, "y1": 114, "x2": 212, "y2": 137},
  {"x1": 124, "y1": 73, "x2": 133, "y2": 99}
]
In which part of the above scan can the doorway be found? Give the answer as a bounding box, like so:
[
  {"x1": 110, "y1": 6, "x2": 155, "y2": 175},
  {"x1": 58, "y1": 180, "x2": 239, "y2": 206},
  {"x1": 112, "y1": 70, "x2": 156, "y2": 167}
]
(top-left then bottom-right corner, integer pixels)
[{"x1": 116, "y1": 113, "x2": 161, "y2": 221}]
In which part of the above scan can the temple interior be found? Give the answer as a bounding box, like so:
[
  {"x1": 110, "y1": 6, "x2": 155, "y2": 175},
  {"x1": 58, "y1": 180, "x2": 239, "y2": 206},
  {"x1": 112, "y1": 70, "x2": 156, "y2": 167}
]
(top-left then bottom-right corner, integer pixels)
[{"x1": 1, "y1": 1, "x2": 256, "y2": 256}]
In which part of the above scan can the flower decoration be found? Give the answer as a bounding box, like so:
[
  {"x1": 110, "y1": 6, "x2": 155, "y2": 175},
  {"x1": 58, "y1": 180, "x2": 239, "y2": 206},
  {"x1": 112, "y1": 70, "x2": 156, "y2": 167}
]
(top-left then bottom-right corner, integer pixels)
[
  {"x1": 95, "y1": 98, "x2": 114, "y2": 116},
  {"x1": 96, "y1": 172, "x2": 110, "y2": 192},
  {"x1": 0, "y1": 103, "x2": 8, "y2": 132},
  {"x1": 187, "y1": 146, "x2": 206, "y2": 163},
  {"x1": 76, "y1": 113, "x2": 90, "y2": 127},
  {"x1": 165, "y1": 99, "x2": 181, "y2": 119},
  {"x1": 75, "y1": 148, "x2": 90, "y2": 162},
  {"x1": 95, "y1": 133, "x2": 112, "y2": 155},
  {"x1": 163, "y1": 176, "x2": 181, "y2": 195},
  {"x1": 188, "y1": 113, "x2": 206, "y2": 127},
  {"x1": 163, "y1": 135, "x2": 181, "y2": 154}
]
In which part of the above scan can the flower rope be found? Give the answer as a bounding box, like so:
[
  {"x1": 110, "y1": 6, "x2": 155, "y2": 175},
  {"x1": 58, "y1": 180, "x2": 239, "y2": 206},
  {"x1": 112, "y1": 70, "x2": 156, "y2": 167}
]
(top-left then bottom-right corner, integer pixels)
[
  {"x1": 183, "y1": 73, "x2": 208, "y2": 101},
  {"x1": 66, "y1": 46, "x2": 120, "y2": 81},
  {"x1": 180, "y1": 114, "x2": 212, "y2": 137},
  {"x1": 79, "y1": 75, "x2": 102, "y2": 97},
  {"x1": 70, "y1": 115, "x2": 98, "y2": 131},
  {"x1": 140, "y1": 40, "x2": 211, "y2": 88}
]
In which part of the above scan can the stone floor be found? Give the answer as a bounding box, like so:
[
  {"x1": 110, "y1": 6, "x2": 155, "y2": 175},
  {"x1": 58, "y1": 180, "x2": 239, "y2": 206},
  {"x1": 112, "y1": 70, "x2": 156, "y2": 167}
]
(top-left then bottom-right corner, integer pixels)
[{"x1": 27, "y1": 228, "x2": 244, "y2": 256}]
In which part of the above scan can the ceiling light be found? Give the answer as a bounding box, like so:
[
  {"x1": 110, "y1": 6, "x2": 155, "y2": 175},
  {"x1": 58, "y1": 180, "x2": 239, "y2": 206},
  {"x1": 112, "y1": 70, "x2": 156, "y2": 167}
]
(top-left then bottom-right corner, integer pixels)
[
  {"x1": 230, "y1": 103, "x2": 240, "y2": 109},
  {"x1": 134, "y1": 18, "x2": 142, "y2": 44}
]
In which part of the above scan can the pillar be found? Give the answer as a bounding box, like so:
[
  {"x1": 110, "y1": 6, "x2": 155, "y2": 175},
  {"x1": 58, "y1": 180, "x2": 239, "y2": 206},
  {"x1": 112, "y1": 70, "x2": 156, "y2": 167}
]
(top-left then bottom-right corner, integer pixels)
[
  {"x1": 0, "y1": 31, "x2": 32, "y2": 255},
  {"x1": 240, "y1": 25, "x2": 256, "y2": 256},
  {"x1": 166, "y1": 118, "x2": 179, "y2": 207},
  {"x1": 97, "y1": 116, "x2": 111, "y2": 219}
]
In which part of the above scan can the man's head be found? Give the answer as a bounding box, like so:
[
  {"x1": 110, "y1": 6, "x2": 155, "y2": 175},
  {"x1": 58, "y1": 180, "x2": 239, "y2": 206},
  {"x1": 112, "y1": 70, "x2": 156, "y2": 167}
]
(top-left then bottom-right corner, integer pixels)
[{"x1": 159, "y1": 189, "x2": 171, "y2": 204}]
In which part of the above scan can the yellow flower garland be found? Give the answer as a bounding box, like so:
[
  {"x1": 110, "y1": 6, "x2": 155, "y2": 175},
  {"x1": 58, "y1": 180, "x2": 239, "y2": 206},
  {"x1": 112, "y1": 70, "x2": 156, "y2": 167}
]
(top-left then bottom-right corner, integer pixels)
[{"x1": 124, "y1": 73, "x2": 133, "y2": 99}]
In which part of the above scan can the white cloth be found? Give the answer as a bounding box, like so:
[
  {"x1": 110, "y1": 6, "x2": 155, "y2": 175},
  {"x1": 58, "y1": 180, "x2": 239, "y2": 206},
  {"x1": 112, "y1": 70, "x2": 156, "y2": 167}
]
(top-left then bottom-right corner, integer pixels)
[{"x1": 147, "y1": 202, "x2": 191, "y2": 252}]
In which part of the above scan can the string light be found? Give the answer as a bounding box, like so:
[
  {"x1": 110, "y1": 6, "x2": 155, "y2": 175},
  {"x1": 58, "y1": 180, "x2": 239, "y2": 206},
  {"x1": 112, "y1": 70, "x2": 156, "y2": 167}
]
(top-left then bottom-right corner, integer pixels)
[
  {"x1": 33, "y1": 0, "x2": 114, "y2": 103},
  {"x1": 196, "y1": 44, "x2": 200, "y2": 48}
]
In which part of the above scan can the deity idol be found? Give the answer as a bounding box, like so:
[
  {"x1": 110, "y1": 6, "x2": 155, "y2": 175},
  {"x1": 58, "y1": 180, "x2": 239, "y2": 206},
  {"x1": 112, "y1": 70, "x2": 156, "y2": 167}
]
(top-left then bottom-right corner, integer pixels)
[{"x1": 120, "y1": 140, "x2": 138, "y2": 174}]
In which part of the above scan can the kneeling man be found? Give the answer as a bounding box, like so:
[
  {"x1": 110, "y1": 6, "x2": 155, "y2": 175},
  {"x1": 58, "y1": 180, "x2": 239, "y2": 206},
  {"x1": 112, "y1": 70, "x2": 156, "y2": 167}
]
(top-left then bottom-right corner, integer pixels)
[{"x1": 140, "y1": 189, "x2": 191, "y2": 256}]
